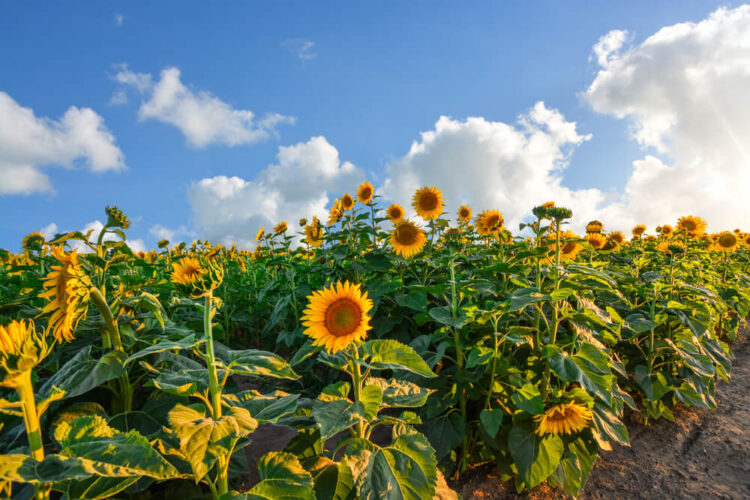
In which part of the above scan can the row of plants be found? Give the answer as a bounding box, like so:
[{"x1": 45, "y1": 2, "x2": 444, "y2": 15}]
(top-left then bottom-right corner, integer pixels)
[{"x1": 0, "y1": 187, "x2": 748, "y2": 499}]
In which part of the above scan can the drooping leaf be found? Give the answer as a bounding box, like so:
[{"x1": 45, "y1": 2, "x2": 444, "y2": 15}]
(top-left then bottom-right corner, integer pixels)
[{"x1": 360, "y1": 340, "x2": 436, "y2": 378}]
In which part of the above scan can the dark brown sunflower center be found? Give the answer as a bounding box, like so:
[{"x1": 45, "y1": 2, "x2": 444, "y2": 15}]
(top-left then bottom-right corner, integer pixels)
[
  {"x1": 547, "y1": 407, "x2": 572, "y2": 422},
  {"x1": 562, "y1": 242, "x2": 577, "y2": 255},
  {"x1": 396, "y1": 224, "x2": 418, "y2": 245},
  {"x1": 359, "y1": 187, "x2": 372, "y2": 200},
  {"x1": 719, "y1": 234, "x2": 737, "y2": 248},
  {"x1": 418, "y1": 192, "x2": 439, "y2": 211},
  {"x1": 486, "y1": 215, "x2": 501, "y2": 229},
  {"x1": 325, "y1": 298, "x2": 362, "y2": 337},
  {"x1": 612, "y1": 234, "x2": 624, "y2": 243},
  {"x1": 682, "y1": 220, "x2": 697, "y2": 231},
  {"x1": 587, "y1": 237, "x2": 603, "y2": 249},
  {"x1": 460, "y1": 208, "x2": 470, "y2": 218},
  {"x1": 389, "y1": 208, "x2": 403, "y2": 219}
]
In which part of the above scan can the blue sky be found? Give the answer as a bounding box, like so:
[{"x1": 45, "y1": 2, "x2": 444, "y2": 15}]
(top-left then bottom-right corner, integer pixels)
[{"x1": 2, "y1": 1, "x2": 749, "y2": 250}]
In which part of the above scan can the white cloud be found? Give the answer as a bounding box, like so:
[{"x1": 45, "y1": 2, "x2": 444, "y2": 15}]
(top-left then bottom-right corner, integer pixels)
[
  {"x1": 0, "y1": 92, "x2": 126, "y2": 195},
  {"x1": 40, "y1": 223, "x2": 59, "y2": 240},
  {"x1": 282, "y1": 39, "x2": 317, "y2": 61},
  {"x1": 381, "y1": 102, "x2": 605, "y2": 232},
  {"x1": 187, "y1": 136, "x2": 364, "y2": 248},
  {"x1": 149, "y1": 224, "x2": 195, "y2": 243},
  {"x1": 112, "y1": 65, "x2": 295, "y2": 147},
  {"x1": 115, "y1": 13, "x2": 124, "y2": 26},
  {"x1": 109, "y1": 90, "x2": 128, "y2": 106},
  {"x1": 590, "y1": 29, "x2": 628, "y2": 67},
  {"x1": 584, "y1": 5, "x2": 750, "y2": 231}
]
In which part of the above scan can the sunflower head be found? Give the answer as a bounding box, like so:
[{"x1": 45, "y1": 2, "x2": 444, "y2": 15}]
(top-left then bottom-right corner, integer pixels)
[
  {"x1": 390, "y1": 219, "x2": 427, "y2": 258},
  {"x1": 412, "y1": 186, "x2": 444, "y2": 220},
  {"x1": 386, "y1": 204, "x2": 405, "y2": 222},
  {"x1": 328, "y1": 199, "x2": 344, "y2": 226},
  {"x1": 157, "y1": 238, "x2": 170, "y2": 249},
  {"x1": 0, "y1": 319, "x2": 50, "y2": 387},
  {"x1": 532, "y1": 204, "x2": 552, "y2": 220},
  {"x1": 546, "y1": 231, "x2": 583, "y2": 262},
  {"x1": 299, "y1": 218, "x2": 308, "y2": 227},
  {"x1": 715, "y1": 231, "x2": 739, "y2": 252},
  {"x1": 302, "y1": 281, "x2": 373, "y2": 353},
  {"x1": 254, "y1": 226, "x2": 265, "y2": 242},
  {"x1": 171, "y1": 256, "x2": 223, "y2": 296},
  {"x1": 585, "y1": 220, "x2": 603, "y2": 234},
  {"x1": 40, "y1": 246, "x2": 92, "y2": 343},
  {"x1": 609, "y1": 231, "x2": 626, "y2": 245},
  {"x1": 660, "y1": 224, "x2": 674, "y2": 237},
  {"x1": 457, "y1": 205, "x2": 472, "y2": 223},
  {"x1": 548, "y1": 206, "x2": 573, "y2": 222},
  {"x1": 105, "y1": 205, "x2": 130, "y2": 230},
  {"x1": 585, "y1": 233, "x2": 607, "y2": 250},
  {"x1": 22, "y1": 232, "x2": 45, "y2": 252},
  {"x1": 632, "y1": 225, "x2": 647, "y2": 238},
  {"x1": 656, "y1": 240, "x2": 686, "y2": 256},
  {"x1": 743, "y1": 233, "x2": 750, "y2": 247},
  {"x1": 304, "y1": 216, "x2": 325, "y2": 248},
  {"x1": 274, "y1": 222, "x2": 288, "y2": 234},
  {"x1": 534, "y1": 402, "x2": 593, "y2": 436},
  {"x1": 341, "y1": 194, "x2": 355, "y2": 211},
  {"x1": 475, "y1": 210, "x2": 504, "y2": 236},
  {"x1": 677, "y1": 215, "x2": 707, "y2": 236},
  {"x1": 357, "y1": 182, "x2": 374, "y2": 204}
]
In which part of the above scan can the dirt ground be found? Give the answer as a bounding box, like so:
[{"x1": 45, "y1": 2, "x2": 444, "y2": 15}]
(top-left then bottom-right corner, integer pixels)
[{"x1": 455, "y1": 330, "x2": 750, "y2": 500}]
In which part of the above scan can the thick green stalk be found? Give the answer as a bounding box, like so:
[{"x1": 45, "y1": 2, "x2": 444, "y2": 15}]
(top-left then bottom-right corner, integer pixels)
[
  {"x1": 17, "y1": 371, "x2": 50, "y2": 500},
  {"x1": 349, "y1": 346, "x2": 366, "y2": 439},
  {"x1": 449, "y1": 259, "x2": 469, "y2": 474},
  {"x1": 203, "y1": 293, "x2": 227, "y2": 497},
  {"x1": 90, "y1": 287, "x2": 132, "y2": 412}
]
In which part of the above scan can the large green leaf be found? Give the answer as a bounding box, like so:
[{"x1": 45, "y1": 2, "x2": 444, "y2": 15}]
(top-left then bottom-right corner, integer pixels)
[
  {"x1": 510, "y1": 383, "x2": 544, "y2": 415},
  {"x1": 360, "y1": 340, "x2": 436, "y2": 378},
  {"x1": 544, "y1": 343, "x2": 614, "y2": 403},
  {"x1": 225, "y1": 452, "x2": 315, "y2": 500},
  {"x1": 125, "y1": 335, "x2": 203, "y2": 365},
  {"x1": 420, "y1": 412, "x2": 465, "y2": 462},
  {"x1": 344, "y1": 428, "x2": 438, "y2": 500},
  {"x1": 40, "y1": 347, "x2": 126, "y2": 399},
  {"x1": 228, "y1": 391, "x2": 300, "y2": 423},
  {"x1": 146, "y1": 368, "x2": 210, "y2": 397},
  {"x1": 508, "y1": 422, "x2": 564, "y2": 490},
  {"x1": 312, "y1": 398, "x2": 365, "y2": 439},
  {"x1": 222, "y1": 349, "x2": 299, "y2": 380},
  {"x1": 366, "y1": 378, "x2": 433, "y2": 408},
  {"x1": 169, "y1": 403, "x2": 257, "y2": 482},
  {"x1": 305, "y1": 456, "x2": 355, "y2": 500}
]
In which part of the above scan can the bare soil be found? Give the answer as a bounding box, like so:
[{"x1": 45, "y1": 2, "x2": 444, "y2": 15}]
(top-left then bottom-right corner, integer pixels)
[{"x1": 455, "y1": 330, "x2": 750, "y2": 500}]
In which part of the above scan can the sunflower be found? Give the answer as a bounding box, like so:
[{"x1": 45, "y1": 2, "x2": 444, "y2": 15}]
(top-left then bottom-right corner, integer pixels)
[
  {"x1": 171, "y1": 257, "x2": 206, "y2": 286},
  {"x1": 0, "y1": 320, "x2": 29, "y2": 356},
  {"x1": 357, "y1": 182, "x2": 374, "y2": 204},
  {"x1": 412, "y1": 186, "x2": 444, "y2": 220},
  {"x1": 585, "y1": 221, "x2": 603, "y2": 234},
  {"x1": 254, "y1": 226, "x2": 264, "y2": 242},
  {"x1": 548, "y1": 231, "x2": 583, "y2": 261},
  {"x1": 534, "y1": 402, "x2": 593, "y2": 436},
  {"x1": 632, "y1": 225, "x2": 647, "y2": 238},
  {"x1": 660, "y1": 225, "x2": 673, "y2": 237},
  {"x1": 677, "y1": 215, "x2": 707, "y2": 236},
  {"x1": 0, "y1": 319, "x2": 49, "y2": 386},
  {"x1": 743, "y1": 233, "x2": 750, "y2": 247},
  {"x1": 304, "y1": 216, "x2": 325, "y2": 248},
  {"x1": 105, "y1": 205, "x2": 130, "y2": 230},
  {"x1": 585, "y1": 233, "x2": 607, "y2": 250},
  {"x1": 341, "y1": 193, "x2": 355, "y2": 211},
  {"x1": 21, "y1": 232, "x2": 45, "y2": 252},
  {"x1": 390, "y1": 219, "x2": 427, "y2": 258},
  {"x1": 274, "y1": 222, "x2": 288, "y2": 234},
  {"x1": 328, "y1": 199, "x2": 344, "y2": 226},
  {"x1": 475, "y1": 210, "x2": 504, "y2": 236},
  {"x1": 656, "y1": 240, "x2": 686, "y2": 256},
  {"x1": 386, "y1": 204, "x2": 405, "y2": 222},
  {"x1": 457, "y1": 205, "x2": 472, "y2": 223},
  {"x1": 301, "y1": 281, "x2": 373, "y2": 353},
  {"x1": 609, "y1": 231, "x2": 626, "y2": 245},
  {"x1": 714, "y1": 231, "x2": 739, "y2": 252},
  {"x1": 40, "y1": 246, "x2": 92, "y2": 343}
]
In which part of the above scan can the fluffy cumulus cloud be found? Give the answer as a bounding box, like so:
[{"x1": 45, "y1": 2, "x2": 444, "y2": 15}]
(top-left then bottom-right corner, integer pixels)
[
  {"x1": 112, "y1": 65, "x2": 295, "y2": 147},
  {"x1": 149, "y1": 224, "x2": 195, "y2": 243},
  {"x1": 188, "y1": 136, "x2": 364, "y2": 248},
  {"x1": 584, "y1": 5, "x2": 750, "y2": 231},
  {"x1": 382, "y1": 102, "x2": 605, "y2": 232},
  {"x1": 0, "y1": 92, "x2": 126, "y2": 195}
]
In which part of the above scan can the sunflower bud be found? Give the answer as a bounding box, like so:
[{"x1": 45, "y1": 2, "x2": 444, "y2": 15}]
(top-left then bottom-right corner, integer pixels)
[
  {"x1": 299, "y1": 218, "x2": 308, "y2": 227},
  {"x1": 548, "y1": 207, "x2": 573, "y2": 222},
  {"x1": 105, "y1": 205, "x2": 130, "y2": 230},
  {"x1": 22, "y1": 232, "x2": 45, "y2": 253},
  {"x1": 158, "y1": 238, "x2": 170, "y2": 249},
  {"x1": 0, "y1": 320, "x2": 49, "y2": 388}
]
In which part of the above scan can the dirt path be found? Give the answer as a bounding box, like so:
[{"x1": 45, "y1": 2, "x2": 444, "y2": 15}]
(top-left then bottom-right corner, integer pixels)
[{"x1": 456, "y1": 331, "x2": 750, "y2": 499}]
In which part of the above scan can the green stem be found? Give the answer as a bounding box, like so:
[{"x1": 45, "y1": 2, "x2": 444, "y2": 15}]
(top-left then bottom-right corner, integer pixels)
[
  {"x1": 349, "y1": 346, "x2": 366, "y2": 438},
  {"x1": 17, "y1": 371, "x2": 50, "y2": 500},
  {"x1": 204, "y1": 293, "x2": 228, "y2": 497},
  {"x1": 90, "y1": 287, "x2": 132, "y2": 412}
]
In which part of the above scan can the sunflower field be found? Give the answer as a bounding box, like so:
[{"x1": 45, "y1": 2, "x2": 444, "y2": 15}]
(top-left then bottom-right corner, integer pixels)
[{"x1": 0, "y1": 187, "x2": 749, "y2": 499}]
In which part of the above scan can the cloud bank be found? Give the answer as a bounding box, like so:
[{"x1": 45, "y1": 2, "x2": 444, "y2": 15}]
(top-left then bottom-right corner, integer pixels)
[{"x1": 0, "y1": 92, "x2": 126, "y2": 195}]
